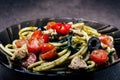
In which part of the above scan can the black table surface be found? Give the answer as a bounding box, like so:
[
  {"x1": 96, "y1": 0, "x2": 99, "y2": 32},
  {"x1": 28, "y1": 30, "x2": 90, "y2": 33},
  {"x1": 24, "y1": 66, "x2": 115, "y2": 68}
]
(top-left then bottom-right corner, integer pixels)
[{"x1": 0, "y1": 0, "x2": 120, "y2": 80}]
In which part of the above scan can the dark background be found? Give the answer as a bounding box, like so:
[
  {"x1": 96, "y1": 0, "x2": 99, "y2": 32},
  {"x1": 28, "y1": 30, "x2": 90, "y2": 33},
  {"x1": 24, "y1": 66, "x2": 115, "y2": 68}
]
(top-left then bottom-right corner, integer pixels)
[{"x1": 0, "y1": 0, "x2": 120, "y2": 80}]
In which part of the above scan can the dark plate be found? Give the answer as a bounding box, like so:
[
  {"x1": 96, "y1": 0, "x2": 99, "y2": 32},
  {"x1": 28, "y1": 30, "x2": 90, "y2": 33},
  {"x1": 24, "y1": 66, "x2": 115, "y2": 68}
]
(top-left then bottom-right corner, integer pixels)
[{"x1": 0, "y1": 18, "x2": 120, "y2": 77}]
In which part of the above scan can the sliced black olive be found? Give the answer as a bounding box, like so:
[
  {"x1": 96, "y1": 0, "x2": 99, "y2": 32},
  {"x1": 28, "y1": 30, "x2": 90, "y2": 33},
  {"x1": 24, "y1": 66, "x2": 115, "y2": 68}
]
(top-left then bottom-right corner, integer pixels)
[{"x1": 88, "y1": 37, "x2": 101, "y2": 51}]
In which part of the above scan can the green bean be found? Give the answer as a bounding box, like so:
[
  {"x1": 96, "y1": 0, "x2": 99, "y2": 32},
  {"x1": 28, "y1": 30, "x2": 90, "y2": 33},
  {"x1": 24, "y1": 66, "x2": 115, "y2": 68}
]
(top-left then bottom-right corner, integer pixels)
[
  {"x1": 0, "y1": 44, "x2": 13, "y2": 57},
  {"x1": 82, "y1": 30, "x2": 90, "y2": 41},
  {"x1": 5, "y1": 44, "x2": 17, "y2": 53},
  {"x1": 83, "y1": 51, "x2": 90, "y2": 61},
  {"x1": 50, "y1": 41, "x2": 67, "y2": 47},
  {"x1": 21, "y1": 31, "x2": 33, "y2": 38},
  {"x1": 72, "y1": 36, "x2": 87, "y2": 44},
  {"x1": 86, "y1": 61, "x2": 95, "y2": 69},
  {"x1": 5, "y1": 44, "x2": 15, "y2": 49},
  {"x1": 27, "y1": 61, "x2": 44, "y2": 69},
  {"x1": 19, "y1": 27, "x2": 37, "y2": 39},
  {"x1": 68, "y1": 44, "x2": 87, "y2": 59},
  {"x1": 28, "y1": 49, "x2": 68, "y2": 69},
  {"x1": 57, "y1": 49, "x2": 68, "y2": 57},
  {"x1": 84, "y1": 25, "x2": 101, "y2": 37},
  {"x1": 72, "y1": 36, "x2": 86, "y2": 41},
  {"x1": 12, "y1": 40, "x2": 17, "y2": 47},
  {"x1": 33, "y1": 51, "x2": 71, "y2": 72}
]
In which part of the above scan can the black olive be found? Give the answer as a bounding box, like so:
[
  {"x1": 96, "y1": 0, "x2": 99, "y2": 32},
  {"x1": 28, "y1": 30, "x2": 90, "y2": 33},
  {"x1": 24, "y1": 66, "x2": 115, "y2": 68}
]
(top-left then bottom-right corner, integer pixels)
[{"x1": 88, "y1": 37, "x2": 101, "y2": 51}]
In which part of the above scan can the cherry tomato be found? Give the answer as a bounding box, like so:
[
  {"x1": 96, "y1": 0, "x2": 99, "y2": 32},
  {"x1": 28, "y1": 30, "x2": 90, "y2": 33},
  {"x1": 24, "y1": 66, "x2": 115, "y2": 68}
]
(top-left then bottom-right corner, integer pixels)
[
  {"x1": 15, "y1": 39, "x2": 26, "y2": 48},
  {"x1": 27, "y1": 37, "x2": 43, "y2": 54},
  {"x1": 40, "y1": 43, "x2": 54, "y2": 54},
  {"x1": 46, "y1": 21, "x2": 56, "y2": 29},
  {"x1": 64, "y1": 24, "x2": 71, "y2": 30},
  {"x1": 22, "y1": 53, "x2": 37, "y2": 67},
  {"x1": 42, "y1": 34, "x2": 49, "y2": 43},
  {"x1": 32, "y1": 30, "x2": 42, "y2": 38},
  {"x1": 99, "y1": 35, "x2": 113, "y2": 48},
  {"x1": 46, "y1": 22, "x2": 71, "y2": 35},
  {"x1": 56, "y1": 22, "x2": 63, "y2": 26},
  {"x1": 40, "y1": 48, "x2": 57, "y2": 60},
  {"x1": 55, "y1": 23, "x2": 71, "y2": 36},
  {"x1": 90, "y1": 49, "x2": 108, "y2": 64}
]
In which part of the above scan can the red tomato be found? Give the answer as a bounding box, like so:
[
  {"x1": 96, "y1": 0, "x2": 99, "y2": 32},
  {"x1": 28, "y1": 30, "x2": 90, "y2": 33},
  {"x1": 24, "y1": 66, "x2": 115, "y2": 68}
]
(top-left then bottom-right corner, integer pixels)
[
  {"x1": 27, "y1": 37, "x2": 43, "y2": 54},
  {"x1": 64, "y1": 24, "x2": 71, "y2": 30},
  {"x1": 99, "y1": 35, "x2": 113, "y2": 48},
  {"x1": 40, "y1": 48, "x2": 57, "y2": 60},
  {"x1": 56, "y1": 22, "x2": 63, "y2": 26},
  {"x1": 15, "y1": 39, "x2": 26, "y2": 48},
  {"x1": 46, "y1": 22, "x2": 71, "y2": 35},
  {"x1": 22, "y1": 53, "x2": 37, "y2": 67},
  {"x1": 32, "y1": 30, "x2": 42, "y2": 38},
  {"x1": 90, "y1": 49, "x2": 108, "y2": 64},
  {"x1": 46, "y1": 22, "x2": 56, "y2": 29},
  {"x1": 42, "y1": 34, "x2": 49, "y2": 43},
  {"x1": 55, "y1": 23, "x2": 71, "y2": 36},
  {"x1": 40, "y1": 43, "x2": 54, "y2": 54}
]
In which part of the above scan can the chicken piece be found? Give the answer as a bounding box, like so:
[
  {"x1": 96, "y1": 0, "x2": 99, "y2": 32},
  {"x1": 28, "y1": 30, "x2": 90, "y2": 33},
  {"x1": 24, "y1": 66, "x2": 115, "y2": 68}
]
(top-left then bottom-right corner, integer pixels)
[
  {"x1": 11, "y1": 48, "x2": 28, "y2": 61},
  {"x1": 68, "y1": 56, "x2": 87, "y2": 69},
  {"x1": 43, "y1": 29, "x2": 57, "y2": 36}
]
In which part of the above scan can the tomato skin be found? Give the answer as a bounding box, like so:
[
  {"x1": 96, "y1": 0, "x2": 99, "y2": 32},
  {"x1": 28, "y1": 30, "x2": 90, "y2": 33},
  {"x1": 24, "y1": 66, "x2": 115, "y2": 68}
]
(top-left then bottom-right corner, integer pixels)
[
  {"x1": 55, "y1": 23, "x2": 71, "y2": 36},
  {"x1": 99, "y1": 35, "x2": 113, "y2": 48},
  {"x1": 27, "y1": 37, "x2": 43, "y2": 54},
  {"x1": 64, "y1": 24, "x2": 71, "y2": 30},
  {"x1": 90, "y1": 49, "x2": 108, "y2": 64},
  {"x1": 40, "y1": 43, "x2": 54, "y2": 54},
  {"x1": 56, "y1": 22, "x2": 63, "y2": 26},
  {"x1": 22, "y1": 53, "x2": 37, "y2": 67},
  {"x1": 32, "y1": 30, "x2": 42, "y2": 38},
  {"x1": 42, "y1": 34, "x2": 49, "y2": 43},
  {"x1": 32, "y1": 30, "x2": 49, "y2": 43},
  {"x1": 40, "y1": 48, "x2": 57, "y2": 60},
  {"x1": 15, "y1": 39, "x2": 26, "y2": 48}
]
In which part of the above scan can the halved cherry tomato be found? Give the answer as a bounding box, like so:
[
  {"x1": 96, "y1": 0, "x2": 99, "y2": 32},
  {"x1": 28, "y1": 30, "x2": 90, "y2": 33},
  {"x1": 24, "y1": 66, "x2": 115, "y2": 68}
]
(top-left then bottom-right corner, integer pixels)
[
  {"x1": 32, "y1": 30, "x2": 42, "y2": 38},
  {"x1": 42, "y1": 34, "x2": 49, "y2": 43},
  {"x1": 64, "y1": 24, "x2": 71, "y2": 30},
  {"x1": 56, "y1": 22, "x2": 63, "y2": 26},
  {"x1": 15, "y1": 39, "x2": 26, "y2": 48},
  {"x1": 40, "y1": 48, "x2": 57, "y2": 60},
  {"x1": 40, "y1": 43, "x2": 54, "y2": 54},
  {"x1": 55, "y1": 23, "x2": 71, "y2": 36},
  {"x1": 27, "y1": 37, "x2": 43, "y2": 54},
  {"x1": 90, "y1": 49, "x2": 108, "y2": 64},
  {"x1": 46, "y1": 21, "x2": 56, "y2": 29},
  {"x1": 22, "y1": 53, "x2": 37, "y2": 67},
  {"x1": 27, "y1": 29, "x2": 50, "y2": 54},
  {"x1": 99, "y1": 34, "x2": 113, "y2": 48},
  {"x1": 32, "y1": 30, "x2": 49, "y2": 43},
  {"x1": 46, "y1": 22, "x2": 71, "y2": 35}
]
